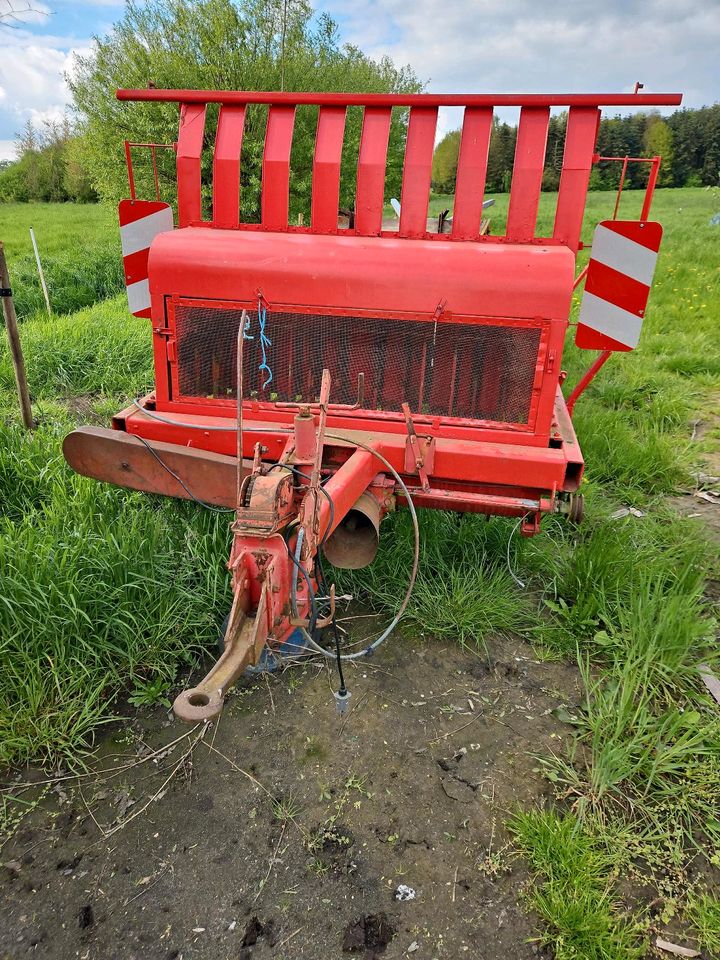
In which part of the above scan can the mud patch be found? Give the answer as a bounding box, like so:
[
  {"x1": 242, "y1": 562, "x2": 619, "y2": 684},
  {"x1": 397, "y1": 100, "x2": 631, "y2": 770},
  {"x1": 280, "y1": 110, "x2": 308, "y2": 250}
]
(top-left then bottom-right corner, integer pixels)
[
  {"x1": 0, "y1": 633, "x2": 581, "y2": 959},
  {"x1": 343, "y1": 912, "x2": 395, "y2": 954}
]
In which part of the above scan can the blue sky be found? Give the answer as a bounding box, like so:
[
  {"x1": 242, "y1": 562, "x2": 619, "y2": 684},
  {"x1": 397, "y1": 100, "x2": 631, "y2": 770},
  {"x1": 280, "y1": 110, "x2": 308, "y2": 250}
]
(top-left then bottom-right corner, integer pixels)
[{"x1": 1, "y1": 0, "x2": 718, "y2": 161}]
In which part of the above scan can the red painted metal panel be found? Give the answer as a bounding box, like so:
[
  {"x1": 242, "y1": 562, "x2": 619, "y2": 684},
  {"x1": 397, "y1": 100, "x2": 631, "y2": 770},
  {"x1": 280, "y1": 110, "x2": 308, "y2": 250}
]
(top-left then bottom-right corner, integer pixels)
[
  {"x1": 506, "y1": 107, "x2": 550, "y2": 242},
  {"x1": 553, "y1": 106, "x2": 600, "y2": 251},
  {"x1": 213, "y1": 104, "x2": 246, "y2": 228},
  {"x1": 118, "y1": 89, "x2": 683, "y2": 108},
  {"x1": 150, "y1": 229, "x2": 575, "y2": 322},
  {"x1": 399, "y1": 106, "x2": 438, "y2": 238},
  {"x1": 262, "y1": 105, "x2": 296, "y2": 231},
  {"x1": 176, "y1": 103, "x2": 206, "y2": 227},
  {"x1": 355, "y1": 106, "x2": 392, "y2": 236},
  {"x1": 311, "y1": 106, "x2": 346, "y2": 233},
  {"x1": 452, "y1": 107, "x2": 493, "y2": 239},
  {"x1": 119, "y1": 404, "x2": 579, "y2": 492}
]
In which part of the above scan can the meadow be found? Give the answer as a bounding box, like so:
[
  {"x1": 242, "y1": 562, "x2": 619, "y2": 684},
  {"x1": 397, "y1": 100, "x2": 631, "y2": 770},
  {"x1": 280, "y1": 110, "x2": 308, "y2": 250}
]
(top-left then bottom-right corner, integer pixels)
[
  {"x1": 0, "y1": 187, "x2": 719, "y2": 954},
  {"x1": 0, "y1": 202, "x2": 123, "y2": 319}
]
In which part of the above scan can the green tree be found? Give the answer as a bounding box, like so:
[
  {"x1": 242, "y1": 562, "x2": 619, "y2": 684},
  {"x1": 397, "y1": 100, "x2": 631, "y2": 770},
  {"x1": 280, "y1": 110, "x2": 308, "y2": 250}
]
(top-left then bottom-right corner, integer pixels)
[
  {"x1": 643, "y1": 117, "x2": 674, "y2": 186},
  {"x1": 486, "y1": 117, "x2": 515, "y2": 192},
  {"x1": 68, "y1": 0, "x2": 421, "y2": 219},
  {"x1": 431, "y1": 129, "x2": 460, "y2": 193}
]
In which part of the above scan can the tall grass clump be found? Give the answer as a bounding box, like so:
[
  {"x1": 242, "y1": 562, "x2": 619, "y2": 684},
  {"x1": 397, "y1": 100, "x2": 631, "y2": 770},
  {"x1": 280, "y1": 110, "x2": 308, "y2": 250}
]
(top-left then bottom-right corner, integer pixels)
[
  {"x1": 0, "y1": 296, "x2": 152, "y2": 400},
  {"x1": 0, "y1": 419, "x2": 231, "y2": 767},
  {"x1": 8, "y1": 240, "x2": 125, "y2": 319},
  {"x1": 335, "y1": 509, "x2": 531, "y2": 648},
  {"x1": 526, "y1": 494, "x2": 712, "y2": 659},
  {"x1": 525, "y1": 496, "x2": 719, "y2": 859},
  {"x1": 508, "y1": 809, "x2": 643, "y2": 960}
]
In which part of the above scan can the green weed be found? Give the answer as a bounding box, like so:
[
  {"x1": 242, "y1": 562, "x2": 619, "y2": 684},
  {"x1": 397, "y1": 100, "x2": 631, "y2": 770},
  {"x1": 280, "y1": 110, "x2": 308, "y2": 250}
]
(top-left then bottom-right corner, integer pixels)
[
  {"x1": 508, "y1": 809, "x2": 643, "y2": 960},
  {"x1": 686, "y1": 891, "x2": 720, "y2": 955}
]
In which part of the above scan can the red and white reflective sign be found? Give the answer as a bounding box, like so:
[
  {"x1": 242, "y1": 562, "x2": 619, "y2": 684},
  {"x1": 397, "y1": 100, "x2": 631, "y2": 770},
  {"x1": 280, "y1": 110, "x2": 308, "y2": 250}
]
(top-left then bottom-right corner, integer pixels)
[
  {"x1": 576, "y1": 220, "x2": 662, "y2": 352},
  {"x1": 119, "y1": 199, "x2": 174, "y2": 318}
]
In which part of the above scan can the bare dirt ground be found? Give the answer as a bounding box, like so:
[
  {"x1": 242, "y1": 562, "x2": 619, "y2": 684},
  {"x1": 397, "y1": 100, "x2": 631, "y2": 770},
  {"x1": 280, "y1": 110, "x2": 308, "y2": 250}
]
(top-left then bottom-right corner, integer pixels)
[{"x1": 0, "y1": 632, "x2": 581, "y2": 960}]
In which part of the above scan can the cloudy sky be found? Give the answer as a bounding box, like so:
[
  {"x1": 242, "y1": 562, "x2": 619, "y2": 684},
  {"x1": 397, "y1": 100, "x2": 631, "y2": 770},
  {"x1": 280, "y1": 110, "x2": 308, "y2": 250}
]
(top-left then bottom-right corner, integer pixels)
[{"x1": 1, "y1": 0, "x2": 718, "y2": 161}]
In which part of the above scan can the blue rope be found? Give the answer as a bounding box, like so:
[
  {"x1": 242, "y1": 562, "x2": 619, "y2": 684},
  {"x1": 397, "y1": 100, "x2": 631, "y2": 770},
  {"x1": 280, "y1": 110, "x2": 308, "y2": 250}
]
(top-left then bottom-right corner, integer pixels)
[{"x1": 257, "y1": 299, "x2": 273, "y2": 390}]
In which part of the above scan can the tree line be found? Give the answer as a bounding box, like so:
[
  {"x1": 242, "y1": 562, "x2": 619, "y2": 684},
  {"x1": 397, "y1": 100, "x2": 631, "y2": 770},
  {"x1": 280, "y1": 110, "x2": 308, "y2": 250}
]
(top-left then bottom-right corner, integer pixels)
[{"x1": 431, "y1": 105, "x2": 720, "y2": 195}]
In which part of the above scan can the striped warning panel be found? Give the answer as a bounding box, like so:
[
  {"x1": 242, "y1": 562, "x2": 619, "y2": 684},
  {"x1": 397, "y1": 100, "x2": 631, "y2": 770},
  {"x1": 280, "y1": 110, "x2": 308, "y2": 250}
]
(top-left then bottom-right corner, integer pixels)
[
  {"x1": 119, "y1": 200, "x2": 174, "y2": 318},
  {"x1": 576, "y1": 220, "x2": 662, "y2": 352}
]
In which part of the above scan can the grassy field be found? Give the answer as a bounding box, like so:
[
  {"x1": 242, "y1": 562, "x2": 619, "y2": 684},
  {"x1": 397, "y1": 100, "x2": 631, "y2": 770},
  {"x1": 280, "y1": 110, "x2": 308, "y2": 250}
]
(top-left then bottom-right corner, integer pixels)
[
  {"x1": 0, "y1": 202, "x2": 123, "y2": 319},
  {"x1": 1, "y1": 188, "x2": 719, "y2": 953}
]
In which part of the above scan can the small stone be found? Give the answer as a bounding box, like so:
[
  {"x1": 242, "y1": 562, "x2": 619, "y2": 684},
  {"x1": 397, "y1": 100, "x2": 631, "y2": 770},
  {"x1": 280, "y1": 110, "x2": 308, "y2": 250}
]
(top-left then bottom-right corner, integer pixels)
[{"x1": 394, "y1": 884, "x2": 416, "y2": 902}]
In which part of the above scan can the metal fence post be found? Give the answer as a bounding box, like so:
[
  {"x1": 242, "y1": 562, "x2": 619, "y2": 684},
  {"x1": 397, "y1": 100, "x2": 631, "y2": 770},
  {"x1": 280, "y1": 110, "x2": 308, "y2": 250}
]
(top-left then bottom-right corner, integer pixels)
[
  {"x1": 30, "y1": 226, "x2": 52, "y2": 315},
  {"x1": 0, "y1": 242, "x2": 34, "y2": 430}
]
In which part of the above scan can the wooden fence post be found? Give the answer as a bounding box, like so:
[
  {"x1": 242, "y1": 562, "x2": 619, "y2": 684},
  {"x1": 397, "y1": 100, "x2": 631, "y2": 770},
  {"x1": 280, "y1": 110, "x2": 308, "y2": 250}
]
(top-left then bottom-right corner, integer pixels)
[{"x1": 0, "y1": 241, "x2": 34, "y2": 430}]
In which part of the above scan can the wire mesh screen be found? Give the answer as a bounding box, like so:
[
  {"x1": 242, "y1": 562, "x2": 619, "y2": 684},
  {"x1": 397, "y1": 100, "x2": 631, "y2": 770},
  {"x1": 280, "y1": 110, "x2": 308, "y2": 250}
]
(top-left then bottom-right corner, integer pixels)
[{"x1": 173, "y1": 303, "x2": 543, "y2": 425}]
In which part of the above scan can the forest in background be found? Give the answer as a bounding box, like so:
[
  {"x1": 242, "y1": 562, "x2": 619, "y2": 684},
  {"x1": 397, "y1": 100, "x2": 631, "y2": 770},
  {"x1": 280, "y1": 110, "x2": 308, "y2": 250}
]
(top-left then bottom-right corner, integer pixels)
[{"x1": 431, "y1": 105, "x2": 720, "y2": 194}]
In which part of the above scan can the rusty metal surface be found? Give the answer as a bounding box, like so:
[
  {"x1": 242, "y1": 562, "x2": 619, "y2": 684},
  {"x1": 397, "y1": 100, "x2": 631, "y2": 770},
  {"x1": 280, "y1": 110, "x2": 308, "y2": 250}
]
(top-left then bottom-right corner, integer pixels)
[
  {"x1": 173, "y1": 576, "x2": 267, "y2": 722},
  {"x1": 62, "y1": 426, "x2": 250, "y2": 506},
  {"x1": 323, "y1": 491, "x2": 381, "y2": 570},
  {"x1": 233, "y1": 470, "x2": 295, "y2": 535}
]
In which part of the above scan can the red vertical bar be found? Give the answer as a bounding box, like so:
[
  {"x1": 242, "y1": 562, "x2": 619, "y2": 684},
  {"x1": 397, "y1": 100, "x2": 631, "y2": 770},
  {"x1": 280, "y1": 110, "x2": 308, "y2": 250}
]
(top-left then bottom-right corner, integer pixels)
[
  {"x1": 213, "y1": 104, "x2": 246, "y2": 228},
  {"x1": 176, "y1": 102, "x2": 206, "y2": 227},
  {"x1": 311, "y1": 106, "x2": 346, "y2": 233},
  {"x1": 261, "y1": 105, "x2": 296, "y2": 231},
  {"x1": 124, "y1": 141, "x2": 136, "y2": 200},
  {"x1": 506, "y1": 106, "x2": 550, "y2": 242},
  {"x1": 355, "y1": 106, "x2": 392, "y2": 236},
  {"x1": 612, "y1": 156, "x2": 629, "y2": 219},
  {"x1": 641, "y1": 157, "x2": 660, "y2": 220},
  {"x1": 399, "y1": 106, "x2": 438, "y2": 238},
  {"x1": 553, "y1": 106, "x2": 600, "y2": 251},
  {"x1": 451, "y1": 107, "x2": 493, "y2": 239}
]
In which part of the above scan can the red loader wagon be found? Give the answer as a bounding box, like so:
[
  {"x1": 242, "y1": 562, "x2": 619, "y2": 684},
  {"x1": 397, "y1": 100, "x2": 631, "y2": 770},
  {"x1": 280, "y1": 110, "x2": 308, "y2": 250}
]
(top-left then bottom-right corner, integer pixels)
[{"x1": 63, "y1": 86, "x2": 681, "y2": 722}]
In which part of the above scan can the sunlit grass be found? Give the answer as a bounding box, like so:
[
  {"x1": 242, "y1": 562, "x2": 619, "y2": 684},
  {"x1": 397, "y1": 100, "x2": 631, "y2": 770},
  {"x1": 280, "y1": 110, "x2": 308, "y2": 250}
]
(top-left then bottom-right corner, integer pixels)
[{"x1": 0, "y1": 202, "x2": 121, "y2": 318}]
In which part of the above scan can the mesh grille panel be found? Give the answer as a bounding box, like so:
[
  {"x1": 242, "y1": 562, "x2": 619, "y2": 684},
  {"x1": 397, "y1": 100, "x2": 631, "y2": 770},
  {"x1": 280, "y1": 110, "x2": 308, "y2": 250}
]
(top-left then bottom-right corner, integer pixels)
[{"x1": 173, "y1": 303, "x2": 542, "y2": 424}]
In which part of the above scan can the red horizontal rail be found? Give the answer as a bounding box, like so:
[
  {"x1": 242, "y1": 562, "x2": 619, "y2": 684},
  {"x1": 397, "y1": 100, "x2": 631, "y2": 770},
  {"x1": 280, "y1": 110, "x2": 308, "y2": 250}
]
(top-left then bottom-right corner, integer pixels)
[
  {"x1": 596, "y1": 155, "x2": 659, "y2": 162},
  {"x1": 117, "y1": 89, "x2": 683, "y2": 108}
]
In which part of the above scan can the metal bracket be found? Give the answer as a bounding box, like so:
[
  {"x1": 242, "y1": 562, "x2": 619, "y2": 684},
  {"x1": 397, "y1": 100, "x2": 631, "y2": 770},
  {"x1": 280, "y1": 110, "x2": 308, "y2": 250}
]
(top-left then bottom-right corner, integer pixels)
[
  {"x1": 0, "y1": 288, "x2": 12, "y2": 297},
  {"x1": 520, "y1": 512, "x2": 542, "y2": 537},
  {"x1": 402, "y1": 402, "x2": 432, "y2": 492}
]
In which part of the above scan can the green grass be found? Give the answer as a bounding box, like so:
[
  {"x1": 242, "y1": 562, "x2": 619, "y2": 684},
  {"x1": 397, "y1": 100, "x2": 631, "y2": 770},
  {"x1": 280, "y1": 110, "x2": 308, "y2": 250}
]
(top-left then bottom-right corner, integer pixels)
[
  {"x1": 508, "y1": 809, "x2": 644, "y2": 960},
  {"x1": 0, "y1": 417, "x2": 231, "y2": 767},
  {"x1": 0, "y1": 189, "x2": 719, "y2": 943},
  {"x1": 0, "y1": 203, "x2": 116, "y2": 261},
  {"x1": 0, "y1": 295, "x2": 152, "y2": 401},
  {"x1": 0, "y1": 202, "x2": 122, "y2": 318},
  {"x1": 686, "y1": 892, "x2": 720, "y2": 955}
]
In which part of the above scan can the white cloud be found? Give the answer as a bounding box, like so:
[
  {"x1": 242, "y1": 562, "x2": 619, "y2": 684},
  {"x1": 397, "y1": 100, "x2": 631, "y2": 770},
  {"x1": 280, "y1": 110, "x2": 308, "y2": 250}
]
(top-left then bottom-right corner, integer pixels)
[
  {"x1": 0, "y1": 138, "x2": 16, "y2": 160},
  {"x1": 319, "y1": 0, "x2": 720, "y2": 112},
  {"x1": 0, "y1": 27, "x2": 91, "y2": 137}
]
